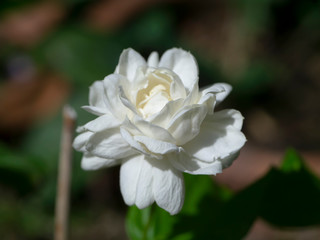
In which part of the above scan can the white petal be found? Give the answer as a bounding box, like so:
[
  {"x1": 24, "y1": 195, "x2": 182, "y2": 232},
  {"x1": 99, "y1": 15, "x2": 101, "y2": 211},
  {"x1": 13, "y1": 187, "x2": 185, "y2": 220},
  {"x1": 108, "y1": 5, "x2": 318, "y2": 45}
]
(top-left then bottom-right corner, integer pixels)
[
  {"x1": 76, "y1": 126, "x2": 85, "y2": 133},
  {"x1": 152, "y1": 160, "x2": 184, "y2": 215},
  {"x1": 167, "y1": 104, "x2": 207, "y2": 145},
  {"x1": 120, "y1": 155, "x2": 154, "y2": 209},
  {"x1": 201, "y1": 83, "x2": 232, "y2": 106},
  {"x1": 119, "y1": 86, "x2": 140, "y2": 115},
  {"x1": 134, "y1": 135, "x2": 179, "y2": 155},
  {"x1": 159, "y1": 48, "x2": 198, "y2": 92},
  {"x1": 185, "y1": 160, "x2": 222, "y2": 175},
  {"x1": 147, "y1": 51, "x2": 159, "y2": 67},
  {"x1": 83, "y1": 114, "x2": 121, "y2": 132},
  {"x1": 81, "y1": 153, "x2": 120, "y2": 170},
  {"x1": 219, "y1": 151, "x2": 240, "y2": 169},
  {"x1": 139, "y1": 91, "x2": 170, "y2": 117},
  {"x1": 147, "y1": 98, "x2": 184, "y2": 128},
  {"x1": 86, "y1": 129, "x2": 135, "y2": 159},
  {"x1": 151, "y1": 68, "x2": 186, "y2": 100},
  {"x1": 115, "y1": 48, "x2": 147, "y2": 82},
  {"x1": 120, "y1": 127, "x2": 157, "y2": 158},
  {"x1": 169, "y1": 70, "x2": 187, "y2": 100},
  {"x1": 88, "y1": 81, "x2": 108, "y2": 111},
  {"x1": 184, "y1": 109, "x2": 246, "y2": 162},
  {"x1": 84, "y1": 81, "x2": 109, "y2": 116},
  {"x1": 103, "y1": 74, "x2": 129, "y2": 119},
  {"x1": 198, "y1": 93, "x2": 216, "y2": 114},
  {"x1": 183, "y1": 82, "x2": 200, "y2": 106},
  {"x1": 81, "y1": 106, "x2": 107, "y2": 116},
  {"x1": 168, "y1": 151, "x2": 223, "y2": 175},
  {"x1": 212, "y1": 109, "x2": 244, "y2": 130},
  {"x1": 73, "y1": 131, "x2": 93, "y2": 152},
  {"x1": 128, "y1": 66, "x2": 149, "y2": 99},
  {"x1": 132, "y1": 115, "x2": 176, "y2": 143}
]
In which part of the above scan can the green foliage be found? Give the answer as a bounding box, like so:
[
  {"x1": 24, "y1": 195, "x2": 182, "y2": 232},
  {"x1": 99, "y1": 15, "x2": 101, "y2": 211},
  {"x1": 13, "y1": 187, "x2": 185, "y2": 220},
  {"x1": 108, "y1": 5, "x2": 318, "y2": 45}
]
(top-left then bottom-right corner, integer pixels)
[
  {"x1": 120, "y1": 8, "x2": 176, "y2": 50},
  {"x1": 281, "y1": 148, "x2": 303, "y2": 172},
  {"x1": 33, "y1": 26, "x2": 122, "y2": 87},
  {"x1": 260, "y1": 149, "x2": 320, "y2": 227},
  {"x1": 0, "y1": 0, "x2": 39, "y2": 16},
  {"x1": 0, "y1": 144, "x2": 46, "y2": 195},
  {"x1": 126, "y1": 150, "x2": 320, "y2": 240}
]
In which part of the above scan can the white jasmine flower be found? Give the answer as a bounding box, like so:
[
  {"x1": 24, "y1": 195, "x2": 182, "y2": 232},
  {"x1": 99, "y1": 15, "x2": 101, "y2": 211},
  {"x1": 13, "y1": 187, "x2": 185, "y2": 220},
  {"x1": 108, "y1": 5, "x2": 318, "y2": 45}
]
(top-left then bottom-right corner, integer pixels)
[{"x1": 73, "y1": 48, "x2": 246, "y2": 215}]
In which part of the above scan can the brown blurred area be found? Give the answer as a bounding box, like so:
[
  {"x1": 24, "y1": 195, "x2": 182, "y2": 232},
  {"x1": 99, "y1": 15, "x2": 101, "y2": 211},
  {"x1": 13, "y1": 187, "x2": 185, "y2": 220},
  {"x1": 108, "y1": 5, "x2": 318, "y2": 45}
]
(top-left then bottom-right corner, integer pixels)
[
  {"x1": 0, "y1": 0, "x2": 320, "y2": 239},
  {"x1": 1, "y1": 0, "x2": 319, "y2": 144}
]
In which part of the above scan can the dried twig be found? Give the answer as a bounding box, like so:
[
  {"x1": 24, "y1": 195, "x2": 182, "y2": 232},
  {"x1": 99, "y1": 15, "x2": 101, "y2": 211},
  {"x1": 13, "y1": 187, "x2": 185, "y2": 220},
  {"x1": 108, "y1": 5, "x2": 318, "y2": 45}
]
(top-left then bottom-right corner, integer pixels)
[{"x1": 54, "y1": 105, "x2": 77, "y2": 240}]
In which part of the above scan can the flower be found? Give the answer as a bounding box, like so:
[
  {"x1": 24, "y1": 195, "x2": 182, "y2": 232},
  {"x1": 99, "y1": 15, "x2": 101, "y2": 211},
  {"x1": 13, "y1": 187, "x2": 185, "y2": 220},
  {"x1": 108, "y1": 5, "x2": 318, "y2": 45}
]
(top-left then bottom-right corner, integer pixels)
[{"x1": 73, "y1": 48, "x2": 246, "y2": 215}]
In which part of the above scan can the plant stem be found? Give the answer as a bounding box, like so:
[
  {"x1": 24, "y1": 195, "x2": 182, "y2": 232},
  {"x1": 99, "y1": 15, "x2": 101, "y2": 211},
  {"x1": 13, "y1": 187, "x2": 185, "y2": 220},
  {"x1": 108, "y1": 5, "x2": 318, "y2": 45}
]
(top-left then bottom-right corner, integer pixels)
[
  {"x1": 54, "y1": 105, "x2": 76, "y2": 240},
  {"x1": 142, "y1": 204, "x2": 155, "y2": 240}
]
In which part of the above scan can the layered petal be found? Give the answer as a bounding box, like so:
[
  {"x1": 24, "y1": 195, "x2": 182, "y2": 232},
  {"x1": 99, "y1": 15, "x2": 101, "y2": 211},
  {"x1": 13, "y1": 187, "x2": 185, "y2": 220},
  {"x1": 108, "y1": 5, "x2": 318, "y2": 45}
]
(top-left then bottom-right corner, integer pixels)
[
  {"x1": 198, "y1": 92, "x2": 216, "y2": 114},
  {"x1": 119, "y1": 86, "x2": 140, "y2": 116},
  {"x1": 184, "y1": 109, "x2": 246, "y2": 162},
  {"x1": 86, "y1": 129, "x2": 135, "y2": 159},
  {"x1": 120, "y1": 155, "x2": 154, "y2": 209},
  {"x1": 84, "y1": 81, "x2": 109, "y2": 116},
  {"x1": 120, "y1": 155, "x2": 184, "y2": 215},
  {"x1": 102, "y1": 74, "x2": 129, "y2": 120},
  {"x1": 120, "y1": 127, "x2": 158, "y2": 158},
  {"x1": 134, "y1": 135, "x2": 179, "y2": 155},
  {"x1": 132, "y1": 115, "x2": 176, "y2": 143},
  {"x1": 183, "y1": 82, "x2": 200, "y2": 106},
  {"x1": 219, "y1": 151, "x2": 240, "y2": 169},
  {"x1": 167, "y1": 104, "x2": 207, "y2": 145},
  {"x1": 147, "y1": 98, "x2": 184, "y2": 127},
  {"x1": 81, "y1": 153, "x2": 120, "y2": 170},
  {"x1": 201, "y1": 83, "x2": 232, "y2": 106},
  {"x1": 82, "y1": 114, "x2": 121, "y2": 132},
  {"x1": 152, "y1": 160, "x2": 185, "y2": 215},
  {"x1": 147, "y1": 51, "x2": 159, "y2": 67},
  {"x1": 116, "y1": 48, "x2": 147, "y2": 82},
  {"x1": 159, "y1": 48, "x2": 198, "y2": 92},
  {"x1": 82, "y1": 105, "x2": 108, "y2": 116},
  {"x1": 184, "y1": 160, "x2": 222, "y2": 175},
  {"x1": 168, "y1": 151, "x2": 223, "y2": 175},
  {"x1": 73, "y1": 131, "x2": 93, "y2": 152}
]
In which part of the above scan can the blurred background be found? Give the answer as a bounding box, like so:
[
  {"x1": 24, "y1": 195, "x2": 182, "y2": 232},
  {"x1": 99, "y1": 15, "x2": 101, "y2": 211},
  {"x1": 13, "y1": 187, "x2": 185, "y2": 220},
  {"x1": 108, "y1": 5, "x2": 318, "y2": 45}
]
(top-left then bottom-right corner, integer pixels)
[{"x1": 0, "y1": 0, "x2": 319, "y2": 239}]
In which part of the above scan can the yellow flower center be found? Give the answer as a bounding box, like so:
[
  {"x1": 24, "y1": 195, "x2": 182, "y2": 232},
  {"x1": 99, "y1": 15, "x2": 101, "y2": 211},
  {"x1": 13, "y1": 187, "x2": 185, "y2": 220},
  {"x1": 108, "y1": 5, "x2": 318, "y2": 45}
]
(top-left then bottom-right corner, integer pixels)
[{"x1": 136, "y1": 69, "x2": 173, "y2": 118}]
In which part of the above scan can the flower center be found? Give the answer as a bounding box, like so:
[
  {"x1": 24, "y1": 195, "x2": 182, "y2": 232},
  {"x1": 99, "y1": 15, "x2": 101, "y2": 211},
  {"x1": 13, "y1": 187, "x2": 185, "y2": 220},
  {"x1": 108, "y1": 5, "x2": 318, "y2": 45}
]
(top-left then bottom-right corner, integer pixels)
[{"x1": 136, "y1": 69, "x2": 173, "y2": 118}]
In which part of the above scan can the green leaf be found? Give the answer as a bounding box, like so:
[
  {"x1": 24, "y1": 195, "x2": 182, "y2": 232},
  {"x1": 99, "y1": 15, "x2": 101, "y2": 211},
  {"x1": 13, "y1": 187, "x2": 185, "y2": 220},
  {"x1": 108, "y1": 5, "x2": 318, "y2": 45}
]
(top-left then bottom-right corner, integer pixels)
[
  {"x1": 0, "y1": 143, "x2": 46, "y2": 195},
  {"x1": 32, "y1": 26, "x2": 122, "y2": 87},
  {"x1": 260, "y1": 150, "x2": 320, "y2": 227},
  {"x1": 281, "y1": 148, "x2": 303, "y2": 172},
  {"x1": 172, "y1": 174, "x2": 265, "y2": 240},
  {"x1": 126, "y1": 149, "x2": 320, "y2": 240},
  {"x1": 126, "y1": 175, "x2": 222, "y2": 240}
]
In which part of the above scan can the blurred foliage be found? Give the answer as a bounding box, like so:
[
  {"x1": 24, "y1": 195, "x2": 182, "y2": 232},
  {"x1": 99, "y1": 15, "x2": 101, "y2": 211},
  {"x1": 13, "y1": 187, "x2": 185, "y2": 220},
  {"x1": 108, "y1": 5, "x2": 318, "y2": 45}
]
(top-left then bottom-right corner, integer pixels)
[{"x1": 126, "y1": 149, "x2": 320, "y2": 240}]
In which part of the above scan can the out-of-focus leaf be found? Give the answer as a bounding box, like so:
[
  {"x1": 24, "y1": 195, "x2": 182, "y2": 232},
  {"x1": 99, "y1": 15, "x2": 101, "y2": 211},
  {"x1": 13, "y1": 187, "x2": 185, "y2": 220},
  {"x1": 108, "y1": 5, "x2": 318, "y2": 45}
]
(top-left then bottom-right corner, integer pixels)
[
  {"x1": 172, "y1": 173, "x2": 266, "y2": 240},
  {"x1": 120, "y1": 8, "x2": 176, "y2": 50},
  {"x1": 126, "y1": 203, "x2": 185, "y2": 240},
  {"x1": 126, "y1": 148, "x2": 320, "y2": 240},
  {"x1": 126, "y1": 205, "x2": 152, "y2": 240},
  {"x1": 126, "y1": 175, "x2": 231, "y2": 240},
  {"x1": 33, "y1": 26, "x2": 122, "y2": 87},
  {"x1": 0, "y1": 197, "x2": 52, "y2": 239},
  {"x1": 238, "y1": 0, "x2": 275, "y2": 33},
  {"x1": 281, "y1": 148, "x2": 303, "y2": 172},
  {"x1": 260, "y1": 149, "x2": 320, "y2": 227},
  {"x1": 0, "y1": 0, "x2": 39, "y2": 16},
  {"x1": 236, "y1": 61, "x2": 275, "y2": 96},
  {"x1": 0, "y1": 143, "x2": 46, "y2": 195}
]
